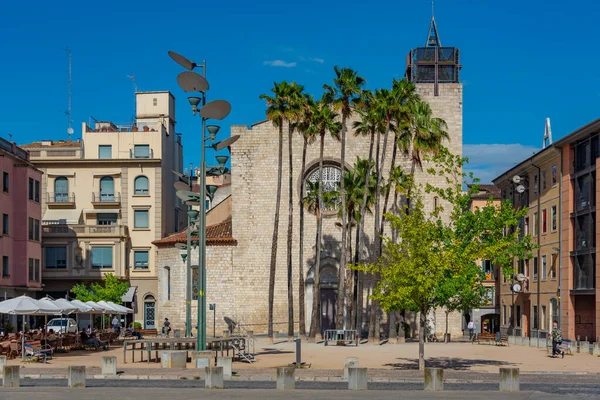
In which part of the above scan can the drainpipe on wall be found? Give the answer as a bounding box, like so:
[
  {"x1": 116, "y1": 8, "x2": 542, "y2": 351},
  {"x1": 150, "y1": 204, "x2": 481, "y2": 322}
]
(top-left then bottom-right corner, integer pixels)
[{"x1": 530, "y1": 161, "x2": 542, "y2": 346}]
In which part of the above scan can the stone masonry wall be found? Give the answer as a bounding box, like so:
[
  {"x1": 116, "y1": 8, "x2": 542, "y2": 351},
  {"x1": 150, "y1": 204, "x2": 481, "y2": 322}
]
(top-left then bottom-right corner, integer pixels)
[
  {"x1": 228, "y1": 83, "x2": 464, "y2": 336},
  {"x1": 156, "y1": 245, "x2": 236, "y2": 334}
]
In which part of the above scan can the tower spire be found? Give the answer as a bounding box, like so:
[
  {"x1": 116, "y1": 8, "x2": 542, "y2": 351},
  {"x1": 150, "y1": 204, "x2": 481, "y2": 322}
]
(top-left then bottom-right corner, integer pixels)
[{"x1": 426, "y1": 2, "x2": 442, "y2": 47}]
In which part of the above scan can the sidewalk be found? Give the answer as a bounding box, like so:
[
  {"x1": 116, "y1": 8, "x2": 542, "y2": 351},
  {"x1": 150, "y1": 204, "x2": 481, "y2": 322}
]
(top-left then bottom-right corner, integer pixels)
[{"x1": 0, "y1": 387, "x2": 566, "y2": 400}]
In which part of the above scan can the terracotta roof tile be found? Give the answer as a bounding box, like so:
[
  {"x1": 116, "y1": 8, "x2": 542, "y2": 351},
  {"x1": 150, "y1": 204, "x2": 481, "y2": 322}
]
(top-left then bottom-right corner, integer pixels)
[
  {"x1": 20, "y1": 140, "x2": 82, "y2": 149},
  {"x1": 153, "y1": 217, "x2": 236, "y2": 247},
  {"x1": 468, "y1": 183, "x2": 501, "y2": 200}
]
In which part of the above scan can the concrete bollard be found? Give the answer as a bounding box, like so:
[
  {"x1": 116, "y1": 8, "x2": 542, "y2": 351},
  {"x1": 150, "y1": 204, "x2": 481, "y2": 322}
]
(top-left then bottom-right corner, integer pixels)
[
  {"x1": 0, "y1": 356, "x2": 6, "y2": 377},
  {"x1": 521, "y1": 336, "x2": 529, "y2": 346},
  {"x1": 102, "y1": 356, "x2": 117, "y2": 375},
  {"x1": 273, "y1": 330, "x2": 279, "y2": 340},
  {"x1": 205, "y1": 366, "x2": 224, "y2": 389},
  {"x1": 161, "y1": 351, "x2": 187, "y2": 368},
  {"x1": 499, "y1": 368, "x2": 519, "y2": 392},
  {"x1": 217, "y1": 357, "x2": 233, "y2": 379},
  {"x1": 68, "y1": 366, "x2": 86, "y2": 388},
  {"x1": 3, "y1": 366, "x2": 19, "y2": 388},
  {"x1": 424, "y1": 368, "x2": 444, "y2": 391},
  {"x1": 508, "y1": 336, "x2": 516, "y2": 345},
  {"x1": 192, "y1": 350, "x2": 214, "y2": 367},
  {"x1": 592, "y1": 343, "x2": 600, "y2": 356},
  {"x1": 348, "y1": 367, "x2": 368, "y2": 390},
  {"x1": 173, "y1": 329, "x2": 181, "y2": 338},
  {"x1": 538, "y1": 338, "x2": 548, "y2": 348},
  {"x1": 580, "y1": 341, "x2": 589, "y2": 354},
  {"x1": 276, "y1": 367, "x2": 295, "y2": 390},
  {"x1": 344, "y1": 357, "x2": 359, "y2": 380}
]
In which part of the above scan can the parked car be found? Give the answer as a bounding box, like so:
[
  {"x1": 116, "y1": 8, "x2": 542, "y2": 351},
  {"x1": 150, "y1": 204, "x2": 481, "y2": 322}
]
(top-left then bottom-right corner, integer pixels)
[{"x1": 46, "y1": 318, "x2": 77, "y2": 334}]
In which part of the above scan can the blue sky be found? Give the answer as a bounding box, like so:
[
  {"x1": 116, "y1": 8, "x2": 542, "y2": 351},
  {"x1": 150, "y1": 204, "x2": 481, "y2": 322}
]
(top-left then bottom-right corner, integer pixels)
[{"x1": 1, "y1": 0, "x2": 599, "y2": 182}]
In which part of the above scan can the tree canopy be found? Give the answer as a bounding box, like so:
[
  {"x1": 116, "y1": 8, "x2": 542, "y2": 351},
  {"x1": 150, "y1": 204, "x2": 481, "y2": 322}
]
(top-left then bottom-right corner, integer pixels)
[{"x1": 70, "y1": 273, "x2": 129, "y2": 304}]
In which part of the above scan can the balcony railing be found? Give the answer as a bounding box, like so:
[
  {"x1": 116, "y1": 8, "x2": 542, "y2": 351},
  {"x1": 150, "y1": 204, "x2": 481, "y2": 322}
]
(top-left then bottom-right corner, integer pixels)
[
  {"x1": 46, "y1": 192, "x2": 76, "y2": 204},
  {"x1": 91, "y1": 192, "x2": 121, "y2": 204},
  {"x1": 42, "y1": 224, "x2": 128, "y2": 237},
  {"x1": 130, "y1": 148, "x2": 154, "y2": 159}
]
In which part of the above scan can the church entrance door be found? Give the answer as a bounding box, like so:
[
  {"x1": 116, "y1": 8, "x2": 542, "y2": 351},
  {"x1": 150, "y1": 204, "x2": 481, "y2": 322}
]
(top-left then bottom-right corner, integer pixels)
[{"x1": 320, "y1": 288, "x2": 337, "y2": 333}]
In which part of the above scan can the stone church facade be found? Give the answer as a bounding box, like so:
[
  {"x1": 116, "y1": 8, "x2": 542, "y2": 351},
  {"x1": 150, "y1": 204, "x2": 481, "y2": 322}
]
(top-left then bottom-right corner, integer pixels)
[{"x1": 155, "y1": 18, "x2": 465, "y2": 338}]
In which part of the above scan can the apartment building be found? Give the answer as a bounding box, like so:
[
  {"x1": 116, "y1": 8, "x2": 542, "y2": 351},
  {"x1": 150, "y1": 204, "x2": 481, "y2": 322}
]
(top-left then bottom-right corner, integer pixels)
[
  {"x1": 21, "y1": 91, "x2": 184, "y2": 328},
  {"x1": 468, "y1": 184, "x2": 502, "y2": 334},
  {"x1": 0, "y1": 137, "x2": 43, "y2": 297},
  {"x1": 554, "y1": 119, "x2": 600, "y2": 342},
  {"x1": 493, "y1": 146, "x2": 561, "y2": 338}
]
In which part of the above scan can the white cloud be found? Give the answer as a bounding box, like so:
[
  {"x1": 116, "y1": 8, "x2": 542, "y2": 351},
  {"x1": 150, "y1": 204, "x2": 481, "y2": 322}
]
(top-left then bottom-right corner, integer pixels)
[
  {"x1": 309, "y1": 57, "x2": 325, "y2": 64},
  {"x1": 263, "y1": 60, "x2": 297, "y2": 68},
  {"x1": 463, "y1": 143, "x2": 539, "y2": 183}
]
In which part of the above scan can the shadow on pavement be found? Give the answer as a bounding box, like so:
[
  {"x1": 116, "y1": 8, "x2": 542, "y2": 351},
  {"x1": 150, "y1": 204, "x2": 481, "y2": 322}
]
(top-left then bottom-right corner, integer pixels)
[
  {"x1": 385, "y1": 357, "x2": 514, "y2": 371},
  {"x1": 256, "y1": 348, "x2": 293, "y2": 356}
]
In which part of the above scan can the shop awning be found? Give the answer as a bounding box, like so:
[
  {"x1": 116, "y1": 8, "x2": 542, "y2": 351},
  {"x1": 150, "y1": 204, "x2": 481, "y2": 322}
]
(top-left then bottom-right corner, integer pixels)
[
  {"x1": 42, "y1": 209, "x2": 82, "y2": 225},
  {"x1": 122, "y1": 286, "x2": 137, "y2": 303},
  {"x1": 82, "y1": 209, "x2": 119, "y2": 215}
]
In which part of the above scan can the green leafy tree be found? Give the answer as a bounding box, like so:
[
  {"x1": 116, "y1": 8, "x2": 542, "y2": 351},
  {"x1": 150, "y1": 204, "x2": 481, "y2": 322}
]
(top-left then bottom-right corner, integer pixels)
[
  {"x1": 70, "y1": 273, "x2": 129, "y2": 304},
  {"x1": 357, "y1": 148, "x2": 532, "y2": 370}
]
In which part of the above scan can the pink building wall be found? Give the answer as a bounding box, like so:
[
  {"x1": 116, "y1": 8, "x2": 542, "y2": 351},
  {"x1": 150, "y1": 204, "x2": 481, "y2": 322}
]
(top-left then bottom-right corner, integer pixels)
[{"x1": 0, "y1": 138, "x2": 42, "y2": 294}]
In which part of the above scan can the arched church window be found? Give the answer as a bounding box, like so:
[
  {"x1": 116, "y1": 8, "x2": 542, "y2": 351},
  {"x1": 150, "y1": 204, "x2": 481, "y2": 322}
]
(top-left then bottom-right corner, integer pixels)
[{"x1": 304, "y1": 163, "x2": 342, "y2": 211}]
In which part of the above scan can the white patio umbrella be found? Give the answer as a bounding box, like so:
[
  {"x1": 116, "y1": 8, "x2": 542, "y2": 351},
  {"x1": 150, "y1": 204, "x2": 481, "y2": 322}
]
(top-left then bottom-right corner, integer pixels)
[
  {"x1": 49, "y1": 298, "x2": 79, "y2": 315},
  {"x1": 97, "y1": 301, "x2": 120, "y2": 313},
  {"x1": 107, "y1": 302, "x2": 133, "y2": 313},
  {"x1": 85, "y1": 301, "x2": 107, "y2": 313},
  {"x1": 0, "y1": 295, "x2": 60, "y2": 359},
  {"x1": 69, "y1": 299, "x2": 93, "y2": 313}
]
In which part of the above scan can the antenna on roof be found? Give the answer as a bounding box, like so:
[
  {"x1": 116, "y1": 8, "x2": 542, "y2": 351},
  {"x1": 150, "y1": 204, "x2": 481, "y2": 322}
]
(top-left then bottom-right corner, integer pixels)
[
  {"x1": 543, "y1": 118, "x2": 553, "y2": 148},
  {"x1": 127, "y1": 75, "x2": 137, "y2": 123},
  {"x1": 65, "y1": 48, "x2": 74, "y2": 139}
]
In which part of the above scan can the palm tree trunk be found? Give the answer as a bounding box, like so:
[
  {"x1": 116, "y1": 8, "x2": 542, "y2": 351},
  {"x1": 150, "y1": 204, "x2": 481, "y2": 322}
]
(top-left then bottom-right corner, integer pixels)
[
  {"x1": 346, "y1": 219, "x2": 354, "y2": 329},
  {"x1": 287, "y1": 122, "x2": 294, "y2": 341},
  {"x1": 309, "y1": 132, "x2": 325, "y2": 340},
  {"x1": 298, "y1": 138, "x2": 308, "y2": 337},
  {"x1": 268, "y1": 123, "x2": 284, "y2": 344},
  {"x1": 369, "y1": 127, "x2": 384, "y2": 344},
  {"x1": 337, "y1": 115, "x2": 348, "y2": 330},
  {"x1": 380, "y1": 135, "x2": 398, "y2": 242},
  {"x1": 355, "y1": 130, "x2": 375, "y2": 334}
]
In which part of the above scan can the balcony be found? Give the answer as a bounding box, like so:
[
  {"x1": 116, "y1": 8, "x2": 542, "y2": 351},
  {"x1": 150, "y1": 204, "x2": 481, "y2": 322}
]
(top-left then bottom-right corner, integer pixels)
[
  {"x1": 42, "y1": 224, "x2": 128, "y2": 238},
  {"x1": 46, "y1": 192, "x2": 76, "y2": 207},
  {"x1": 130, "y1": 147, "x2": 154, "y2": 159},
  {"x1": 91, "y1": 192, "x2": 121, "y2": 206}
]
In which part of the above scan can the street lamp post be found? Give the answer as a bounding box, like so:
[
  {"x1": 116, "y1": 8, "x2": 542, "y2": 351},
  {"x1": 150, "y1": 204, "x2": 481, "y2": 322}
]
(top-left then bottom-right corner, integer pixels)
[{"x1": 169, "y1": 50, "x2": 237, "y2": 351}]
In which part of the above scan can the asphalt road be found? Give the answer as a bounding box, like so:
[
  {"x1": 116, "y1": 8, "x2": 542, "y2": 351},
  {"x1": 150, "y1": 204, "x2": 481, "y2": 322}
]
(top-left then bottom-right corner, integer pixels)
[
  {"x1": 13, "y1": 379, "x2": 600, "y2": 397},
  {"x1": 0, "y1": 387, "x2": 570, "y2": 400}
]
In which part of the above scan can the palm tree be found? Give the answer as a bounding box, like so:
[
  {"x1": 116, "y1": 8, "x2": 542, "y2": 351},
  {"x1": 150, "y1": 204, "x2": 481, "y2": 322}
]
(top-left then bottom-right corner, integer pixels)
[
  {"x1": 323, "y1": 67, "x2": 365, "y2": 330},
  {"x1": 350, "y1": 90, "x2": 383, "y2": 331},
  {"x1": 307, "y1": 98, "x2": 341, "y2": 341},
  {"x1": 379, "y1": 79, "x2": 419, "y2": 242},
  {"x1": 402, "y1": 100, "x2": 450, "y2": 210},
  {"x1": 259, "y1": 81, "x2": 294, "y2": 343},
  {"x1": 293, "y1": 94, "x2": 317, "y2": 337},
  {"x1": 285, "y1": 82, "x2": 305, "y2": 341}
]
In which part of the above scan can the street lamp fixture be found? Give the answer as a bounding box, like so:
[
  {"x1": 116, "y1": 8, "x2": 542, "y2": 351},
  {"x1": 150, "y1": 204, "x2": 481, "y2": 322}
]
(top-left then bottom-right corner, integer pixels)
[
  {"x1": 169, "y1": 49, "x2": 235, "y2": 351},
  {"x1": 215, "y1": 155, "x2": 229, "y2": 167}
]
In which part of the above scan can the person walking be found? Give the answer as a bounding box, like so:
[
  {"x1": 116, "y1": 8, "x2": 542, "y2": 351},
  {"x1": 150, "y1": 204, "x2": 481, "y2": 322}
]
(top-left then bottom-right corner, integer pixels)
[
  {"x1": 467, "y1": 320, "x2": 475, "y2": 341},
  {"x1": 551, "y1": 320, "x2": 564, "y2": 358},
  {"x1": 163, "y1": 318, "x2": 171, "y2": 337}
]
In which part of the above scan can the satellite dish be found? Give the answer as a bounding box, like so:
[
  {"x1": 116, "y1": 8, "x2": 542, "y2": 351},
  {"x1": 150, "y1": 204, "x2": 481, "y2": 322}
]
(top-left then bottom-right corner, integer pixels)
[
  {"x1": 512, "y1": 175, "x2": 521, "y2": 184},
  {"x1": 67, "y1": 127, "x2": 74, "y2": 136},
  {"x1": 516, "y1": 273, "x2": 526, "y2": 282},
  {"x1": 516, "y1": 185, "x2": 526, "y2": 194},
  {"x1": 200, "y1": 100, "x2": 231, "y2": 121}
]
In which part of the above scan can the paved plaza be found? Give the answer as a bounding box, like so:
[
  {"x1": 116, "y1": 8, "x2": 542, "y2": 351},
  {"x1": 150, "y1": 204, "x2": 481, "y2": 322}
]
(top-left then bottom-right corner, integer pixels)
[{"x1": 7, "y1": 338, "x2": 600, "y2": 374}]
